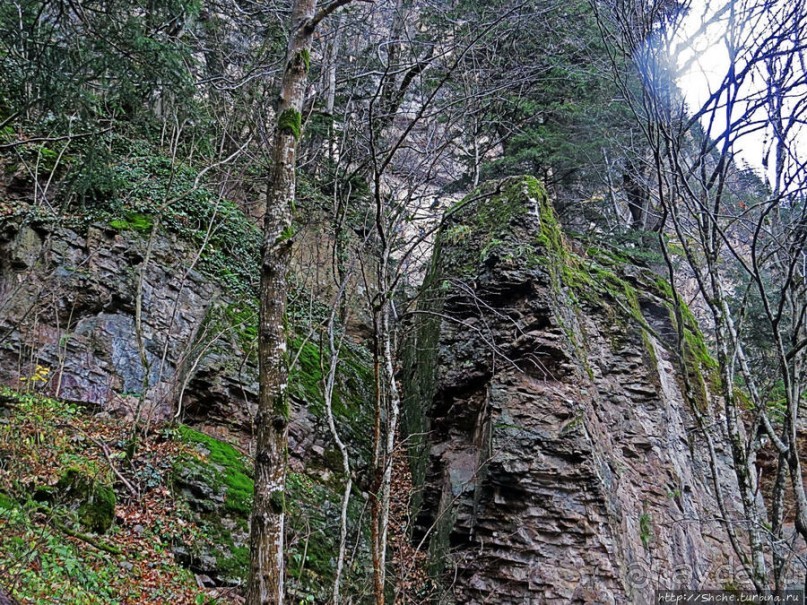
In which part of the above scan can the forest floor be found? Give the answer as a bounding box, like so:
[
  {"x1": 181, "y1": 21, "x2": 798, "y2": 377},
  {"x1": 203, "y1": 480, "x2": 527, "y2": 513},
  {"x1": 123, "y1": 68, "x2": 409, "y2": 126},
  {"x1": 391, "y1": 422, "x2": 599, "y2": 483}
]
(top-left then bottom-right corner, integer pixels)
[{"x1": 0, "y1": 386, "x2": 242, "y2": 605}]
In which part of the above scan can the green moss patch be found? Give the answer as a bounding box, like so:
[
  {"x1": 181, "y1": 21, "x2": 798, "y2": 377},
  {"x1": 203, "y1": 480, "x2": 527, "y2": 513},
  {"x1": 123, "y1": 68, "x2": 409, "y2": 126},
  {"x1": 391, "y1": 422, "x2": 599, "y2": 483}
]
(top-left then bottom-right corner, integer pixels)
[
  {"x1": 170, "y1": 425, "x2": 255, "y2": 585},
  {"x1": 442, "y1": 176, "x2": 549, "y2": 276},
  {"x1": 108, "y1": 211, "x2": 153, "y2": 232},
  {"x1": 288, "y1": 336, "x2": 375, "y2": 469},
  {"x1": 285, "y1": 472, "x2": 369, "y2": 599},
  {"x1": 175, "y1": 425, "x2": 253, "y2": 515},
  {"x1": 650, "y1": 278, "x2": 719, "y2": 410},
  {"x1": 170, "y1": 425, "x2": 372, "y2": 596},
  {"x1": 278, "y1": 108, "x2": 303, "y2": 140},
  {"x1": 62, "y1": 136, "x2": 263, "y2": 300}
]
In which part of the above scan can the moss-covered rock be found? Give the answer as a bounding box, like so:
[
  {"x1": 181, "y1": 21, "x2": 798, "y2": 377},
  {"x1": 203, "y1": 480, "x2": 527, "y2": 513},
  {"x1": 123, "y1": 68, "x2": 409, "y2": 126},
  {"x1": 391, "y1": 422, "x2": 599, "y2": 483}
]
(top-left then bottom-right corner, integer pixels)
[
  {"x1": 0, "y1": 389, "x2": 232, "y2": 602},
  {"x1": 175, "y1": 425, "x2": 253, "y2": 515},
  {"x1": 170, "y1": 424, "x2": 371, "y2": 596},
  {"x1": 53, "y1": 468, "x2": 116, "y2": 534},
  {"x1": 170, "y1": 426, "x2": 253, "y2": 585}
]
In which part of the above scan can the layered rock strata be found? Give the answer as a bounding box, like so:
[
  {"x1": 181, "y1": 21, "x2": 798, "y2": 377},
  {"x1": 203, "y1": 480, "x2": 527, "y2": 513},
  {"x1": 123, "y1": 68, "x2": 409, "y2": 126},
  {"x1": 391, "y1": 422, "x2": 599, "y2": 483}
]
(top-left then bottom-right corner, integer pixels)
[{"x1": 403, "y1": 177, "x2": 742, "y2": 604}]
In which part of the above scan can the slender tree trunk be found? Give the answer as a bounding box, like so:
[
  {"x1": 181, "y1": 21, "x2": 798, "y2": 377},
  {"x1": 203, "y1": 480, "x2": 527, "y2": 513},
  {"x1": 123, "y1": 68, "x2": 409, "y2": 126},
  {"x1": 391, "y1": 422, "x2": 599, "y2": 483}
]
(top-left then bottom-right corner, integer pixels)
[
  {"x1": 247, "y1": 1, "x2": 316, "y2": 603},
  {"x1": 248, "y1": 1, "x2": 363, "y2": 600},
  {"x1": 323, "y1": 308, "x2": 353, "y2": 605},
  {"x1": 377, "y1": 296, "x2": 402, "y2": 604},
  {"x1": 371, "y1": 308, "x2": 385, "y2": 604}
]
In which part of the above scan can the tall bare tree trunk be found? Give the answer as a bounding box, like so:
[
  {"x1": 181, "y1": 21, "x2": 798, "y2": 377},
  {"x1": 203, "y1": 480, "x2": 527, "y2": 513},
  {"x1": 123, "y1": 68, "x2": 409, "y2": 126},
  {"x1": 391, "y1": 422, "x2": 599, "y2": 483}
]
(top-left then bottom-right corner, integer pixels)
[
  {"x1": 247, "y1": 1, "x2": 316, "y2": 603},
  {"x1": 247, "y1": 1, "x2": 361, "y2": 602}
]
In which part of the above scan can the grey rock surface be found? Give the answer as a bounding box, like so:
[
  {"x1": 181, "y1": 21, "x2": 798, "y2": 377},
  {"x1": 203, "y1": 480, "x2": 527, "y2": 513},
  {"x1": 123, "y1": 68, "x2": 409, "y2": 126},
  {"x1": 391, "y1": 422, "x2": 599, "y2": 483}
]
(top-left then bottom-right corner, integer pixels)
[
  {"x1": 0, "y1": 219, "x2": 253, "y2": 427},
  {"x1": 0, "y1": 216, "x2": 338, "y2": 464}
]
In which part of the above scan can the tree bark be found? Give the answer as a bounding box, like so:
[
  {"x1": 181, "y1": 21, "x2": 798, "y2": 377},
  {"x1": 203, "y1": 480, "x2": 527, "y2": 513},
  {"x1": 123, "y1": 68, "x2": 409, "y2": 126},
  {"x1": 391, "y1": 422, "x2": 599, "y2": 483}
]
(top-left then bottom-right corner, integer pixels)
[{"x1": 247, "y1": 1, "x2": 316, "y2": 603}]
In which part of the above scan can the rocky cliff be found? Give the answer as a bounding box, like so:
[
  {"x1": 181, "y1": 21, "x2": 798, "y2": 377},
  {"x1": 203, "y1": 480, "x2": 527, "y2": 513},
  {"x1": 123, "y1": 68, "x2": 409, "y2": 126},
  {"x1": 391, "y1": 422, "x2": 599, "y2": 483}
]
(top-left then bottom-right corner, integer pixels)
[
  {"x1": 0, "y1": 171, "x2": 370, "y2": 463},
  {"x1": 0, "y1": 160, "x2": 749, "y2": 602},
  {"x1": 0, "y1": 221, "x2": 251, "y2": 426},
  {"x1": 403, "y1": 177, "x2": 742, "y2": 604},
  {"x1": 0, "y1": 161, "x2": 261, "y2": 431},
  {"x1": 0, "y1": 158, "x2": 375, "y2": 599}
]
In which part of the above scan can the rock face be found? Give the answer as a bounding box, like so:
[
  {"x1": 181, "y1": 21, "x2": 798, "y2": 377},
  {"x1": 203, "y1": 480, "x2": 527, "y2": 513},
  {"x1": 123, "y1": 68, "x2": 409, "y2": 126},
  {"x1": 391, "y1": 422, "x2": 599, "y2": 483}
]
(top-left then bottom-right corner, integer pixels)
[
  {"x1": 0, "y1": 217, "x2": 256, "y2": 428},
  {"x1": 0, "y1": 203, "x2": 376, "y2": 595},
  {"x1": 0, "y1": 209, "x2": 370, "y2": 471},
  {"x1": 403, "y1": 177, "x2": 741, "y2": 604}
]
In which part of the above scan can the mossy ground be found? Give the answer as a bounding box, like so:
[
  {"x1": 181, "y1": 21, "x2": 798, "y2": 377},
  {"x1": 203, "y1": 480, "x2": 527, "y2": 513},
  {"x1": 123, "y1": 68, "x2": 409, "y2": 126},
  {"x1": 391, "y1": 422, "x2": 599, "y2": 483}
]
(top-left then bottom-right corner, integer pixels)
[
  {"x1": 169, "y1": 425, "x2": 254, "y2": 587},
  {"x1": 0, "y1": 388, "x2": 228, "y2": 604},
  {"x1": 0, "y1": 386, "x2": 373, "y2": 603},
  {"x1": 4, "y1": 135, "x2": 262, "y2": 303},
  {"x1": 54, "y1": 467, "x2": 117, "y2": 534}
]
